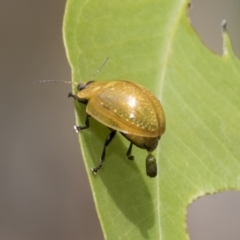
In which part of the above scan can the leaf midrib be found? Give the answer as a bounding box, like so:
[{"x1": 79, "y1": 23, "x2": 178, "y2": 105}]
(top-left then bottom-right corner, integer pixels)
[{"x1": 157, "y1": 1, "x2": 187, "y2": 239}]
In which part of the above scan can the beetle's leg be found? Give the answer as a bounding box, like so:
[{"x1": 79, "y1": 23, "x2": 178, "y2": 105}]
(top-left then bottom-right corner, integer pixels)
[
  {"x1": 68, "y1": 92, "x2": 88, "y2": 104},
  {"x1": 126, "y1": 142, "x2": 134, "y2": 160},
  {"x1": 91, "y1": 130, "x2": 116, "y2": 175},
  {"x1": 68, "y1": 92, "x2": 78, "y2": 100},
  {"x1": 68, "y1": 93, "x2": 90, "y2": 132},
  {"x1": 74, "y1": 115, "x2": 90, "y2": 132}
]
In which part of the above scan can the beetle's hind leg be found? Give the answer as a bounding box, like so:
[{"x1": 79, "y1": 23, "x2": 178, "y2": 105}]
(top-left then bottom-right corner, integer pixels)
[
  {"x1": 74, "y1": 115, "x2": 90, "y2": 132},
  {"x1": 126, "y1": 142, "x2": 134, "y2": 160},
  {"x1": 91, "y1": 130, "x2": 116, "y2": 175}
]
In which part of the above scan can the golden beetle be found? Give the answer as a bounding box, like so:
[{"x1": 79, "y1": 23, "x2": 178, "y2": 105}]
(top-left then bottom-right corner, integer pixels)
[{"x1": 68, "y1": 80, "x2": 166, "y2": 178}]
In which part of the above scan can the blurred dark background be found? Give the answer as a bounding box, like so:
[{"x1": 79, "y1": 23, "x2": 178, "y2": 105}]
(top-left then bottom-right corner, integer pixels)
[{"x1": 0, "y1": 1, "x2": 239, "y2": 239}]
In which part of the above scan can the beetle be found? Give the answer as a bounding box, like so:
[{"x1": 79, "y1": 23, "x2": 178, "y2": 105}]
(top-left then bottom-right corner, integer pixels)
[{"x1": 68, "y1": 80, "x2": 166, "y2": 178}]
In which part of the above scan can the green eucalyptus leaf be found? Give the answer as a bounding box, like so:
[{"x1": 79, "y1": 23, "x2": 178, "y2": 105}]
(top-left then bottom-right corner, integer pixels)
[{"x1": 63, "y1": 0, "x2": 240, "y2": 239}]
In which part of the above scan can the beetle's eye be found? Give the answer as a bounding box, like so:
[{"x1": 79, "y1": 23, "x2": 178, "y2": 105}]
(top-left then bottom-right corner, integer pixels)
[
  {"x1": 77, "y1": 81, "x2": 95, "y2": 91},
  {"x1": 77, "y1": 83, "x2": 85, "y2": 91}
]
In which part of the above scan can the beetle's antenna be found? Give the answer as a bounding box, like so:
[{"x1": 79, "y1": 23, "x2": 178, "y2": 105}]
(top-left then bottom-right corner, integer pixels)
[
  {"x1": 90, "y1": 57, "x2": 109, "y2": 80},
  {"x1": 34, "y1": 58, "x2": 109, "y2": 84},
  {"x1": 34, "y1": 80, "x2": 78, "y2": 85}
]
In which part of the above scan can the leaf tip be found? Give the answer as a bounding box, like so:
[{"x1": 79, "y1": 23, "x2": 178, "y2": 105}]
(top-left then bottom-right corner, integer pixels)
[
  {"x1": 221, "y1": 19, "x2": 234, "y2": 57},
  {"x1": 221, "y1": 19, "x2": 227, "y2": 32}
]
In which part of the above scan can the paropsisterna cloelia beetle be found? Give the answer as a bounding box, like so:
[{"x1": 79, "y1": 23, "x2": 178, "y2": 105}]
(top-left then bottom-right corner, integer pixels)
[
  {"x1": 36, "y1": 59, "x2": 166, "y2": 178},
  {"x1": 67, "y1": 61, "x2": 166, "y2": 178}
]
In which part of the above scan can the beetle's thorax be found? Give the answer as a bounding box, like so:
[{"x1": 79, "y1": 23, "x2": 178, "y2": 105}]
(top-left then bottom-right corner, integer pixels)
[{"x1": 77, "y1": 81, "x2": 108, "y2": 101}]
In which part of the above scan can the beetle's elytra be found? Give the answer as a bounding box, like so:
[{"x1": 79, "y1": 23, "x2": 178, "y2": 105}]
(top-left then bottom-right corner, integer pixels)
[{"x1": 68, "y1": 80, "x2": 166, "y2": 178}]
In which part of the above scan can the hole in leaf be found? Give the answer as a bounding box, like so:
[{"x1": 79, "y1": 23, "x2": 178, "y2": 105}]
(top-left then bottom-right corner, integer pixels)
[
  {"x1": 187, "y1": 191, "x2": 240, "y2": 240},
  {"x1": 188, "y1": 0, "x2": 240, "y2": 57}
]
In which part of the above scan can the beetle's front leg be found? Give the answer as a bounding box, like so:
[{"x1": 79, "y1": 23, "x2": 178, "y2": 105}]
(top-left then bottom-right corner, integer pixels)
[
  {"x1": 74, "y1": 115, "x2": 90, "y2": 132},
  {"x1": 68, "y1": 93, "x2": 90, "y2": 132},
  {"x1": 68, "y1": 92, "x2": 78, "y2": 100}
]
